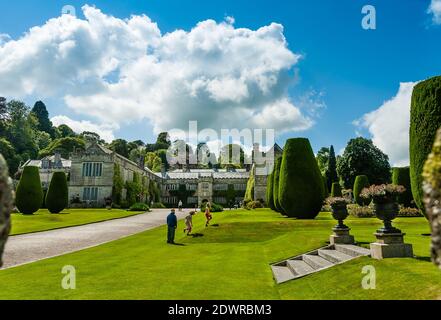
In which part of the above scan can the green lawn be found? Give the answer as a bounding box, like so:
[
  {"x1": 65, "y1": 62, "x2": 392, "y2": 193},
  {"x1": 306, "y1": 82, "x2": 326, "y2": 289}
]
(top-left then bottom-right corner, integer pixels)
[
  {"x1": 0, "y1": 209, "x2": 439, "y2": 300},
  {"x1": 10, "y1": 209, "x2": 144, "y2": 235}
]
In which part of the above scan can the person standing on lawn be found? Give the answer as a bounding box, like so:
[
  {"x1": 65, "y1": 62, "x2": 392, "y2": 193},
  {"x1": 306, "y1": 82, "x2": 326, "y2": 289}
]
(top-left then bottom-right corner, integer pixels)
[
  {"x1": 205, "y1": 204, "x2": 212, "y2": 227},
  {"x1": 178, "y1": 200, "x2": 183, "y2": 211},
  {"x1": 167, "y1": 209, "x2": 178, "y2": 244}
]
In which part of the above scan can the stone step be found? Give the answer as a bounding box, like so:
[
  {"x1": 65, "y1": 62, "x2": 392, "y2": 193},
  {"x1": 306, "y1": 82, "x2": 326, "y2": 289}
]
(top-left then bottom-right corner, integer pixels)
[
  {"x1": 286, "y1": 259, "x2": 315, "y2": 277},
  {"x1": 334, "y1": 244, "x2": 371, "y2": 257},
  {"x1": 318, "y1": 249, "x2": 353, "y2": 264},
  {"x1": 271, "y1": 265, "x2": 295, "y2": 284},
  {"x1": 302, "y1": 254, "x2": 334, "y2": 270}
]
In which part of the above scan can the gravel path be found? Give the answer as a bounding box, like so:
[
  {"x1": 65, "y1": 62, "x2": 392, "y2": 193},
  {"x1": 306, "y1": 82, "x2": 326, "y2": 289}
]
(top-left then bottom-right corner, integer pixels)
[{"x1": 1, "y1": 209, "x2": 187, "y2": 270}]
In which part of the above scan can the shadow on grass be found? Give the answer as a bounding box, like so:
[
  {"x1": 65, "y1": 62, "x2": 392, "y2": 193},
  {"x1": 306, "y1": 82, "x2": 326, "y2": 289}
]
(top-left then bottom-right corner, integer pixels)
[
  {"x1": 415, "y1": 256, "x2": 432, "y2": 262},
  {"x1": 190, "y1": 233, "x2": 204, "y2": 238}
]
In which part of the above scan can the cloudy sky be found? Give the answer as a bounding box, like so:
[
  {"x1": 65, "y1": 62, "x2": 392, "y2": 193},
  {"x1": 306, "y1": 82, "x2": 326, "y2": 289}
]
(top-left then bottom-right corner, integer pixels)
[{"x1": 0, "y1": 0, "x2": 440, "y2": 166}]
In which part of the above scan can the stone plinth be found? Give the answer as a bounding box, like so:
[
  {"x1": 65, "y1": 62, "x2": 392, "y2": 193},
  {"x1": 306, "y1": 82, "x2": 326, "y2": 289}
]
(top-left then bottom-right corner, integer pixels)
[
  {"x1": 370, "y1": 233, "x2": 413, "y2": 260},
  {"x1": 330, "y1": 228, "x2": 354, "y2": 245}
]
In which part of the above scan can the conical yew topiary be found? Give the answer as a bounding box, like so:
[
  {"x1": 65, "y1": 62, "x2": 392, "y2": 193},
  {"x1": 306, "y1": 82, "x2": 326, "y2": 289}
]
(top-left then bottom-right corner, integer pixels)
[
  {"x1": 278, "y1": 138, "x2": 324, "y2": 219},
  {"x1": 273, "y1": 157, "x2": 284, "y2": 214},
  {"x1": 331, "y1": 182, "x2": 342, "y2": 198},
  {"x1": 354, "y1": 175, "x2": 370, "y2": 206},
  {"x1": 16, "y1": 166, "x2": 43, "y2": 215},
  {"x1": 45, "y1": 171, "x2": 68, "y2": 214},
  {"x1": 392, "y1": 167, "x2": 413, "y2": 207},
  {"x1": 266, "y1": 172, "x2": 276, "y2": 210},
  {"x1": 410, "y1": 76, "x2": 441, "y2": 218}
]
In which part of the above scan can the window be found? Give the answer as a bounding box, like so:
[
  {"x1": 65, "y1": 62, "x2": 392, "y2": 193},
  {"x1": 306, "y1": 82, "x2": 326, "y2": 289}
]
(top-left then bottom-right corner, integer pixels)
[
  {"x1": 166, "y1": 184, "x2": 179, "y2": 191},
  {"x1": 82, "y1": 163, "x2": 103, "y2": 177},
  {"x1": 83, "y1": 187, "x2": 99, "y2": 201},
  {"x1": 234, "y1": 184, "x2": 247, "y2": 191},
  {"x1": 213, "y1": 197, "x2": 227, "y2": 204},
  {"x1": 186, "y1": 184, "x2": 197, "y2": 191},
  {"x1": 187, "y1": 197, "x2": 198, "y2": 204},
  {"x1": 213, "y1": 184, "x2": 228, "y2": 191}
]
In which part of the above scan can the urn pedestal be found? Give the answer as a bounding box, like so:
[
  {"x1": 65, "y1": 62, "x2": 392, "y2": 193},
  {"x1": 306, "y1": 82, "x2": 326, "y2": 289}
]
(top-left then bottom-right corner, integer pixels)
[
  {"x1": 329, "y1": 205, "x2": 354, "y2": 245},
  {"x1": 370, "y1": 233, "x2": 413, "y2": 259},
  {"x1": 330, "y1": 227, "x2": 355, "y2": 245}
]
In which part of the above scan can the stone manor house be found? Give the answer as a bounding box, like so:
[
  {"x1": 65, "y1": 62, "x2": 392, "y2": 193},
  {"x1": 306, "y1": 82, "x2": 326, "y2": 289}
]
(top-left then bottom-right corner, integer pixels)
[{"x1": 21, "y1": 139, "x2": 282, "y2": 208}]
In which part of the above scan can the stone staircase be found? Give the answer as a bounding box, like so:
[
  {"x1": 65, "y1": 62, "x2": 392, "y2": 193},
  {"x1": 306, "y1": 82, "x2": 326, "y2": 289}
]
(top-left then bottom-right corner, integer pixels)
[{"x1": 271, "y1": 244, "x2": 371, "y2": 284}]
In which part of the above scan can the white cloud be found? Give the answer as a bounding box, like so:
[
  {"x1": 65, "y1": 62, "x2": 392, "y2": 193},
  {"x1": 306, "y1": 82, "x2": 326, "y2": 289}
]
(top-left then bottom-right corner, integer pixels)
[
  {"x1": 356, "y1": 82, "x2": 418, "y2": 167},
  {"x1": 0, "y1": 5, "x2": 313, "y2": 140},
  {"x1": 428, "y1": 0, "x2": 441, "y2": 24},
  {"x1": 51, "y1": 115, "x2": 117, "y2": 142}
]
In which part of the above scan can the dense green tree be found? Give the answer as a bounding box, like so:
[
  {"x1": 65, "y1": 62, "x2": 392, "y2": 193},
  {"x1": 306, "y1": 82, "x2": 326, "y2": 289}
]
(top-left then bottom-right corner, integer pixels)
[
  {"x1": 337, "y1": 137, "x2": 391, "y2": 189},
  {"x1": 39, "y1": 137, "x2": 85, "y2": 159},
  {"x1": 36, "y1": 131, "x2": 52, "y2": 150},
  {"x1": 410, "y1": 76, "x2": 441, "y2": 217},
  {"x1": 109, "y1": 139, "x2": 129, "y2": 158},
  {"x1": 392, "y1": 167, "x2": 413, "y2": 207},
  {"x1": 15, "y1": 166, "x2": 43, "y2": 215},
  {"x1": 0, "y1": 138, "x2": 21, "y2": 175},
  {"x1": 322, "y1": 175, "x2": 329, "y2": 199},
  {"x1": 219, "y1": 144, "x2": 246, "y2": 169},
  {"x1": 145, "y1": 152, "x2": 162, "y2": 172},
  {"x1": 278, "y1": 138, "x2": 324, "y2": 219},
  {"x1": 353, "y1": 175, "x2": 370, "y2": 206},
  {"x1": 273, "y1": 157, "x2": 284, "y2": 214},
  {"x1": 45, "y1": 172, "x2": 68, "y2": 213},
  {"x1": 57, "y1": 124, "x2": 76, "y2": 138},
  {"x1": 325, "y1": 145, "x2": 339, "y2": 190},
  {"x1": 31, "y1": 101, "x2": 55, "y2": 138}
]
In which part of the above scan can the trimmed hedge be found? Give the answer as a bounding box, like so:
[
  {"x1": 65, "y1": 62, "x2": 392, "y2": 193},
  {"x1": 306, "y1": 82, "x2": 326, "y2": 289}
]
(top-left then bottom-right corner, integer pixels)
[
  {"x1": 353, "y1": 175, "x2": 370, "y2": 206},
  {"x1": 278, "y1": 138, "x2": 324, "y2": 219},
  {"x1": 128, "y1": 203, "x2": 150, "y2": 212},
  {"x1": 45, "y1": 172, "x2": 68, "y2": 213},
  {"x1": 331, "y1": 182, "x2": 342, "y2": 197},
  {"x1": 273, "y1": 157, "x2": 284, "y2": 214},
  {"x1": 16, "y1": 166, "x2": 43, "y2": 215},
  {"x1": 201, "y1": 202, "x2": 223, "y2": 212},
  {"x1": 392, "y1": 167, "x2": 413, "y2": 207},
  {"x1": 266, "y1": 172, "x2": 276, "y2": 210},
  {"x1": 410, "y1": 76, "x2": 441, "y2": 218}
]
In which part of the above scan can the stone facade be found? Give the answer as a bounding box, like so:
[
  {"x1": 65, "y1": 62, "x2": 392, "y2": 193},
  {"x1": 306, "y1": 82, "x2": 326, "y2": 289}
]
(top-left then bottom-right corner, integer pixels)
[{"x1": 21, "y1": 142, "x2": 281, "y2": 208}]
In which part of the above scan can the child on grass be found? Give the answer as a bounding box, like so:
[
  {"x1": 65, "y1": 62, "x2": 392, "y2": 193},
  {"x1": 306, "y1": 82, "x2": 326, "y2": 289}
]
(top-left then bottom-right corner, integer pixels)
[
  {"x1": 205, "y1": 205, "x2": 212, "y2": 227},
  {"x1": 183, "y1": 211, "x2": 196, "y2": 235}
]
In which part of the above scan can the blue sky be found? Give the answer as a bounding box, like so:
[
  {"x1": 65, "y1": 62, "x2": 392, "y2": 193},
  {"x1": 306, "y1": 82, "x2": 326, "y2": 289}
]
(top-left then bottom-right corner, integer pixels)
[{"x1": 0, "y1": 0, "x2": 440, "y2": 165}]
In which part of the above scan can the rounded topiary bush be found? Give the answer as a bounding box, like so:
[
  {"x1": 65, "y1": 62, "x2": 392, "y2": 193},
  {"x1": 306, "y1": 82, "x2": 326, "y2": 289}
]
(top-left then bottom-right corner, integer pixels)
[
  {"x1": 410, "y1": 76, "x2": 441, "y2": 218},
  {"x1": 392, "y1": 167, "x2": 413, "y2": 207},
  {"x1": 331, "y1": 182, "x2": 342, "y2": 197},
  {"x1": 16, "y1": 166, "x2": 43, "y2": 215},
  {"x1": 278, "y1": 138, "x2": 324, "y2": 219},
  {"x1": 45, "y1": 172, "x2": 68, "y2": 214},
  {"x1": 354, "y1": 175, "x2": 370, "y2": 206},
  {"x1": 273, "y1": 157, "x2": 284, "y2": 214},
  {"x1": 266, "y1": 172, "x2": 276, "y2": 210}
]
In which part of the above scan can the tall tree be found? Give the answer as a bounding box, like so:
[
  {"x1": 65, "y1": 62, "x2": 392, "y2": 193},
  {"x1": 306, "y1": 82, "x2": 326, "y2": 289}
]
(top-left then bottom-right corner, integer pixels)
[
  {"x1": 32, "y1": 101, "x2": 55, "y2": 138},
  {"x1": 337, "y1": 137, "x2": 391, "y2": 189},
  {"x1": 109, "y1": 139, "x2": 129, "y2": 158},
  {"x1": 316, "y1": 147, "x2": 330, "y2": 175},
  {"x1": 57, "y1": 124, "x2": 76, "y2": 138},
  {"x1": 325, "y1": 145, "x2": 338, "y2": 190}
]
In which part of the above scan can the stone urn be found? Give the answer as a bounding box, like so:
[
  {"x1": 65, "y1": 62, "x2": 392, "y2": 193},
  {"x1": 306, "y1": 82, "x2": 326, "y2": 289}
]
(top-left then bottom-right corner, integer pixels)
[
  {"x1": 372, "y1": 199, "x2": 401, "y2": 234},
  {"x1": 330, "y1": 203, "x2": 349, "y2": 230}
]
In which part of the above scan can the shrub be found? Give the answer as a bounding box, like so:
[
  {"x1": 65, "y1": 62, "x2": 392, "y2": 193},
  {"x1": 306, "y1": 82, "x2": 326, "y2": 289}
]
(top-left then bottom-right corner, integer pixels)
[
  {"x1": 246, "y1": 200, "x2": 264, "y2": 210},
  {"x1": 201, "y1": 202, "x2": 223, "y2": 212},
  {"x1": 45, "y1": 172, "x2": 68, "y2": 213},
  {"x1": 150, "y1": 202, "x2": 166, "y2": 209},
  {"x1": 244, "y1": 169, "x2": 255, "y2": 203},
  {"x1": 273, "y1": 157, "x2": 284, "y2": 214},
  {"x1": 353, "y1": 175, "x2": 370, "y2": 206},
  {"x1": 15, "y1": 166, "x2": 43, "y2": 215},
  {"x1": 348, "y1": 204, "x2": 374, "y2": 218},
  {"x1": 410, "y1": 76, "x2": 441, "y2": 218},
  {"x1": 331, "y1": 182, "x2": 342, "y2": 197},
  {"x1": 398, "y1": 207, "x2": 423, "y2": 217},
  {"x1": 278, "y1": 138, "x2": 324, "y2": 219},
  {"x1": 128, "y1": 203, "x2": 150, "y2": 212},
  {"x1": 392, "y1": 167, "x2": 413, "y2": 207},
  {"x1": 266, "y1": 172, "x2": 276, "y2": 210}
]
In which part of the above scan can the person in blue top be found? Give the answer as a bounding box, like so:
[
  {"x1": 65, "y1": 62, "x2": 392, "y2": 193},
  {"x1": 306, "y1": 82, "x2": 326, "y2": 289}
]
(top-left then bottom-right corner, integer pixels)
[{"x1": 166, "y1": 208, "x2": 178, "y2": 244}]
